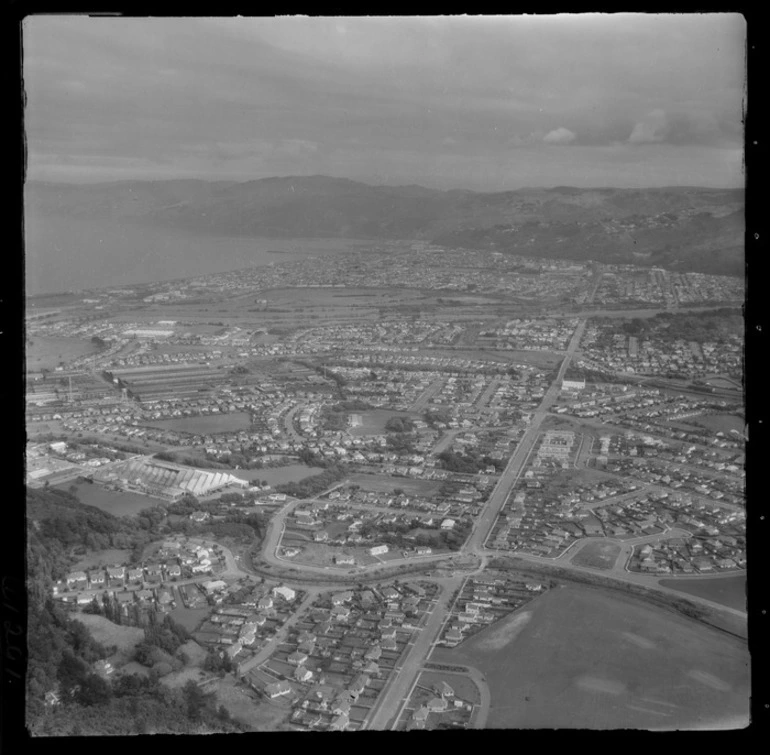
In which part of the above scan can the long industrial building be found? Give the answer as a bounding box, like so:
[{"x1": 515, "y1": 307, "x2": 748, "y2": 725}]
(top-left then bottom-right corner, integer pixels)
[{"x1": 93, "y1": 458, "x2": 248, "y2": 500}]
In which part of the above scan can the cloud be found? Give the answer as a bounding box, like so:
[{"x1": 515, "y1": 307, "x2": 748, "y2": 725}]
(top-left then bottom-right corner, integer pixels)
[
  {"x1": 543, "y1": 127, "x2": 577, "y2": 145},
  {"x1": 628, "y1": 109, "x2": 670, "y2": 144}
]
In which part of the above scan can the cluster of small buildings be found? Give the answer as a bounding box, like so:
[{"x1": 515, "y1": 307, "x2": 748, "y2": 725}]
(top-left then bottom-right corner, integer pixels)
[
  {"x1": 591, "y1": 267, "x2": 743, "y2": 308},
  {"x1": 56, "y1": 538, "x2": 227, "y2": 609},
  {"x1": 439, "y1": 575, "x2": 547, "y2": 647},
  {"x1": 478, "y1": 317, "x2": 578, "y2": 351},
  {"x1": 195, "y1": 584, "x2": 300, "y2": 662},
  {"x1": 281, "y1": 499, "x2": 472, "y2": 566},
  {"x1": 248, "y1": 583, "x2": 438, "y2": 731},
  {"x1": 579, "y1": 325, "x2": 742, "y2": 380},
  {"x1": 402, "y1": 677, "x2": 475, "y2": 730}
]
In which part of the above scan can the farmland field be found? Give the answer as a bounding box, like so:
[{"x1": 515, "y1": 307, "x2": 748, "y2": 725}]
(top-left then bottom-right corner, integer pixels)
[
  {"x1": 570, "y1": 540, "x2": 621, "y2": 571},
  {"x1": 429, "y1": 584, "x2": 749, "y2": 730},
  {"x1": 143, "y1": 411, "x2": 252, "y2": 435},
  {"x1": 25, "y1": 335, "x2": 101, "y2": 371},
  {"x1": 658, "y1": 575, "x2": 747, "y2": 612},
  {"x1": 60, "y1": 481, "x2": 158, "y2": 517}
]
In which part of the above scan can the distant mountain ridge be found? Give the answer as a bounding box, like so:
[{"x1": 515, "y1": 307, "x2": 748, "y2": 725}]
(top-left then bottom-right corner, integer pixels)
[{"x1": 25, "y1": 176, "x2": 745, "y2": 276}]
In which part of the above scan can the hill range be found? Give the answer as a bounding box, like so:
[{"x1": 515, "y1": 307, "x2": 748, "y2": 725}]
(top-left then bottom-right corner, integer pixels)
[{"x1": 26, "y1": 176, "x2": 745, "y2": 277}]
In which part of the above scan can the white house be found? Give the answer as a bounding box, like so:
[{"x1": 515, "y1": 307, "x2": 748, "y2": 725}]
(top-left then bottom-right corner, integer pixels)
[{"x1": 273, "y1": 585, "x2": 296, "y2": 601}]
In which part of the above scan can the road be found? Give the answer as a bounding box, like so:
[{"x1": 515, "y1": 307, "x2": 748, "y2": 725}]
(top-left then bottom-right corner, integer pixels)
[
  {"x1": 409, "y1": 377, "x2": 446, "y2": 412},
  {"x1": 227, "y1": 315, "x2": 746, "y2": 727},
  {"x1": 468, "y1": 319, "x2": 587, "y2": 554},
  {"x1": 365, "y1": 577, "x2": 463, "y2": 730},
  {"x1": 236, "y1": 589, "x2": 319, "y2": 676}
]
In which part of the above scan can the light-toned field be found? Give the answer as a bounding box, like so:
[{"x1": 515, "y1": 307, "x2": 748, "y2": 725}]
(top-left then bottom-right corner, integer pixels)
[
  {"x1": 570, "y1": 540, "x2": 621, "y2": 571},
  {"x1": 430, "y1": 584, "x2": 750, "y2": 730},
  {"x1": 143, "y1": 411, "x2": 252, "y2": 435},
  {"x1": 658, "y1": 575, "x2": 747, "y2": 613},
  {"x1": 61, "y1": 481, "x2": 158, "y2": 517},
  {"x1": 72, "y1": 614, "x2": 145, "y2": 653}
]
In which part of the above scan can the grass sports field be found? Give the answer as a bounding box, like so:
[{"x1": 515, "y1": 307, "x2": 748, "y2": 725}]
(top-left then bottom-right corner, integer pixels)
[
  {"x1": 570, "y1": 540, "x2": 621, "y2": 570},
  {"x1": 429, "y1": 584, "x2": 749, "y2": 730},
  {"x1": 143, "y1": 411, "x2": 252, "y2": 435},
  {"x1": 658, "y1": 575, "x2": 747, "y2": 613},
  {"x1": 61, "y1": 481, "x2": 158, "y2": 517}
]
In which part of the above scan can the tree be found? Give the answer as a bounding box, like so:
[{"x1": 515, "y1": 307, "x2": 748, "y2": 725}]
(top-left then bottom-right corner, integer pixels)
[{"x1": 183, "y1": 679, "x2": 207, "y2": 721}]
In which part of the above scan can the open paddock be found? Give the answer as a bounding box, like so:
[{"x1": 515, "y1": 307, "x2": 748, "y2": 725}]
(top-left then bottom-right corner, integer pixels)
[
  {"x1": 25, "y1": 336, "x2": 101, "y2": 371},
  {"x1": 346, "y1": 473, "x2": 442, "y2": 497},
  {"x1": 142, "y1": 411, "x2": 253, "y2": 435},
  {"x1": 214, "y1": 677, "x2": 291, "y2": 731},
  {"x1": 429, "y1": 584, "x2": 749, "y2": 730},
  {"x1": 169, "y1": 607, "x2": 211, "y2": 634},
  {"x1": 59, "y1": 481, "x2": 158, "y2": 517},
  {"x1": 658, "y1": 575, "x2": 747, "y2": 613},
  {"x1": 685, "y1": 413, "x2": 745, "y2": 436},
  {"x1": 278, "y1": 540, "x2": 380, "y2": 568},
  {"x1": 347, "y1": 409, "x2": 420, "y2": 436},
  {"x1": 570, "y1": 540, "x2": 621, "y2": 571},
  {"x1": 72, "y1": 549, "x2": 133, "y2": 571},
  {"x1": 73, "y1": 614, "x2": 145, "y2": 654}
]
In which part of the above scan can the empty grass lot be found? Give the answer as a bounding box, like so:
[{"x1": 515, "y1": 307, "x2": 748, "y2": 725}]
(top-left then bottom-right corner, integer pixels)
[
  {"x1": 570, "y1": 540, "x2": 622, "y2": 570},
  {"x1": 430, "y1": 584, "x2": 749, "y2": 730},
  {"x1": 658, "y1": 575, "x2": 747, "y2": 613},
  {"x1": 72, "y1": 614, "x2": 145, "y2": 654}
]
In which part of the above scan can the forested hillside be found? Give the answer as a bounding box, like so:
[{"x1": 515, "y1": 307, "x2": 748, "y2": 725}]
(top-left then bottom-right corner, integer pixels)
[
  {"x1": 25, "y1": 487, "x2": 243, "y2": 735},
  {"x1": 26, "y1": 177, "x2": 745, "y2": 276}
]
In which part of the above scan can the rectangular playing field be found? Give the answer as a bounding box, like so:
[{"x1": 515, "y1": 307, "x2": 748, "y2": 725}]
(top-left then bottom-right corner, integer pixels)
[
  {"x1": 429, "y1": 584, "x2": 749, "y2": 730},
  {"x1": 143, "y1": 411, "x2": 252, "y2": 435},
  {"x1": 59, "y1": 481, "x2": 157, "y2": 517}
]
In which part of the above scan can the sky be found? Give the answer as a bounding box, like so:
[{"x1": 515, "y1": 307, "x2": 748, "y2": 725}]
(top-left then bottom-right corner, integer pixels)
[{"x1": 23, "y1": 14, "x2": 746, "y2": 191}]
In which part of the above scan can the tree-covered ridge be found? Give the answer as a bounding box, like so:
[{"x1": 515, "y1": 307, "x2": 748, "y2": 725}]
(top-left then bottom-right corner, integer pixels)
[{"x1": 25, "y1": 487, "x2": 243, "y2": 735}]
